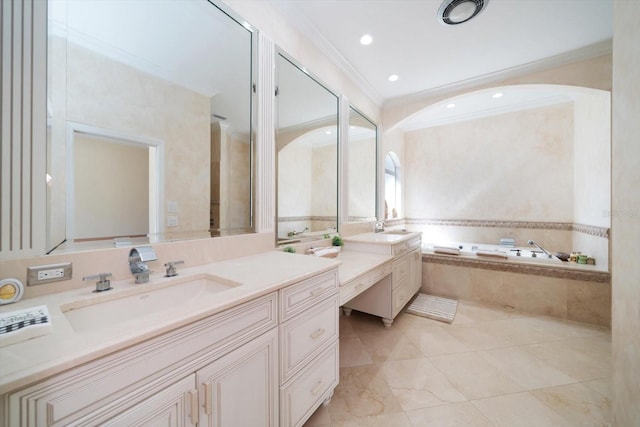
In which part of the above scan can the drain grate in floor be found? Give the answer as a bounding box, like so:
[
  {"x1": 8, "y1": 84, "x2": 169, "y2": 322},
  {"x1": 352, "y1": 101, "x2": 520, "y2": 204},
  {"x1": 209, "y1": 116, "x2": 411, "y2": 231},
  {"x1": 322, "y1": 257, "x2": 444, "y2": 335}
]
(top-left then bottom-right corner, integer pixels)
[{"x1": 406, "y1": 293, "x2": 458, "y2": 324}]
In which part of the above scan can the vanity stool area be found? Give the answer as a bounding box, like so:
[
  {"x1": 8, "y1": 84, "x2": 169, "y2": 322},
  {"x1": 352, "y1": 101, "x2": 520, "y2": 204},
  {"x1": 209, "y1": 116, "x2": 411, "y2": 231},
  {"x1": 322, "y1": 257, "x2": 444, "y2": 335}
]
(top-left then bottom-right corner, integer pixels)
[{"x1": 340, "y1": 232, "x2": 423, "y2": 327}]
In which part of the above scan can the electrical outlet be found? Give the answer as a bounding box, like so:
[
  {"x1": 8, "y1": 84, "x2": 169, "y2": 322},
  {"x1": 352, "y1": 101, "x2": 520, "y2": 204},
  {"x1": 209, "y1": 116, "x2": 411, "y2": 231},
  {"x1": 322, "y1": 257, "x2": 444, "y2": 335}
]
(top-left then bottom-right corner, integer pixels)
[{"x1": 27, "y1": 263, "x2": 72, "y2": 286}]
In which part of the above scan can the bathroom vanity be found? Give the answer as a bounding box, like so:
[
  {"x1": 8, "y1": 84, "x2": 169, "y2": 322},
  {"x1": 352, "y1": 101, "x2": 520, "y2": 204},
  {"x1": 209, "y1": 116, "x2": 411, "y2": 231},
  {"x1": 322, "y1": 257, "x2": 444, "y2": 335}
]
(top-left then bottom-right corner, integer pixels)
[
  {"x1": 0, "y1": 252, "x2": 339, "y2": 427},
  {"x1": 341, "y1": 232, "x2": 422, "y2": 327}
]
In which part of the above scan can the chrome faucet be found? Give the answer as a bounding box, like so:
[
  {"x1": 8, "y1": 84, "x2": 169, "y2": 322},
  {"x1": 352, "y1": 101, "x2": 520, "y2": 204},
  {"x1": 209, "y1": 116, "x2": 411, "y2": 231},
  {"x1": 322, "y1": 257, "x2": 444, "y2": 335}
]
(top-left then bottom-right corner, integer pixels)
[
  {"x1": 129, "y1": 246, "x2": 158, "y2": 283},
  {"x1": 527, "y1": 240, "x2": 553, "y2": 259}
]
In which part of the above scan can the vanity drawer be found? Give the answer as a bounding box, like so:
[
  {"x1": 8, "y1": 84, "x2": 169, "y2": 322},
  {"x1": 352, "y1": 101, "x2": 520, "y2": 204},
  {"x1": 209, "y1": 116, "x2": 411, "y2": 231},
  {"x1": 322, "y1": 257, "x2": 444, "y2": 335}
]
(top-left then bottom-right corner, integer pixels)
[
  {"x1": 280, "y1": 270, "x2": 338, "y2": 322},
  {"x1": 280, "y1": 295, "x2": 339, "y2": 383},
  {"x1": 393, "y1": 282, "x2": 414, "y2": 317},
  {"x1": 340, "y1": 262, "x2": 392, "y2": 305},
  {"x1": 370, "y1": 262, "x2": 392, "y2": 283},
  {"x1": 392, "y1": 253, "x2": 411, "y2": 289},
  {"x1": 280, "y1": 342, "x2": 339, "y2": 427},
  {"x1": 340, "y1": 273, "x2": 371, "y2": 305}
]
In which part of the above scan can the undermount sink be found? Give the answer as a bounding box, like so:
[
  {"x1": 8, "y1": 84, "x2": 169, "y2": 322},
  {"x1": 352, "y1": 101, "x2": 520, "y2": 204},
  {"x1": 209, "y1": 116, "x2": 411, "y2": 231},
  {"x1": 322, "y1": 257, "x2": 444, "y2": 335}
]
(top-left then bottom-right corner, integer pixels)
[
  {"x1": 383, "y1": 230, "x2": 412, "y2": 235},
  {"x1": 61, "y1": 274, "x2": 241, "y2": 334}
]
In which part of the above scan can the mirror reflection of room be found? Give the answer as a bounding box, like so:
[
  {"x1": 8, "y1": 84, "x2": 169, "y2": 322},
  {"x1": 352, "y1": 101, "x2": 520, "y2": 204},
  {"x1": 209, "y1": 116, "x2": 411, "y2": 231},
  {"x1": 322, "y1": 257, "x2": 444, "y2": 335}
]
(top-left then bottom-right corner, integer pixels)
[
  {"x1": 276, "y1": 54, "x2": 339, "y2": 243},
  {"x1": 347, "y1": 107, "x2": 377, "y2": 222},
  {"x1": 46, "y1": 0, "x2": 254, "y2": 253}
]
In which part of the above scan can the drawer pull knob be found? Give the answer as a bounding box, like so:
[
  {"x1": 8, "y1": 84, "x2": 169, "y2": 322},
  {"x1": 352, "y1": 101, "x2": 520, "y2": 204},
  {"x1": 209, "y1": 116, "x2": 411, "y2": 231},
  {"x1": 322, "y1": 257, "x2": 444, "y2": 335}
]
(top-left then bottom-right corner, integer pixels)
[
  {"x1": 311, "y1": 380, "x2": 325, "y2": 396},
  {"x1": 310, "y1": 328, "x2": 326, "y2": 339},
  {"x1": 310, "y1": 287, "x2": 324, "y2": 296}
]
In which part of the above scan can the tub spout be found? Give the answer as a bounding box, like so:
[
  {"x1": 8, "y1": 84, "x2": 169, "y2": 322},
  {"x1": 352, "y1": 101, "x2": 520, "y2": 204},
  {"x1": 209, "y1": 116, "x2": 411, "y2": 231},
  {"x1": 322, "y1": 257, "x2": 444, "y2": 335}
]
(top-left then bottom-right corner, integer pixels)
[{"x1": 527, "y1": 240, "x2": 553, "y2": 259}]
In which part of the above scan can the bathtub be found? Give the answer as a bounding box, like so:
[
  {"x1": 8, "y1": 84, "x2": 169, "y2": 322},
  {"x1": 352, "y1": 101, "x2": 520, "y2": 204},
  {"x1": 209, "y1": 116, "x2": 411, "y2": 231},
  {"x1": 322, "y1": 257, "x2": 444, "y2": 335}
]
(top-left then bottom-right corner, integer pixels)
[
  {"x1": 424, "y1": 242, "x2": 565, "y2": 265},
  {"x1": 420, "y1": 241, "x2": 611, "y2": 326}
]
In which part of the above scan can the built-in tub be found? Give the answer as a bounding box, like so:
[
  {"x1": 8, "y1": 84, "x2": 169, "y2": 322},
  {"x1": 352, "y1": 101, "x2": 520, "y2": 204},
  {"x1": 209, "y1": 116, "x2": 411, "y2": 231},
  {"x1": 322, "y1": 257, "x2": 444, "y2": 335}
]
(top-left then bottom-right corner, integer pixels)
[
  {"x1": 425, "y1": 242, "x2": 565, "y2": 265},
  {"x1": 421, "y1": 242, "x2": 611, "y2": 326}
]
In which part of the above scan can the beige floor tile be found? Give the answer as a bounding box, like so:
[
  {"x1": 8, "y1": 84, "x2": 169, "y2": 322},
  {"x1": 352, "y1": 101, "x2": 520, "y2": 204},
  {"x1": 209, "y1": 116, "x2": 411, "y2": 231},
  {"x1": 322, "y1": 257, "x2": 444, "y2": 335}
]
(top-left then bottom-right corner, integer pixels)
[
  {"x1": 446, "y1": 323, "x2": 513, "y2": 350},
  {"x1": 429, "y1": 352, "x2": 524, "y2": 399},
  {"x1": 379, "y1": 358, "x2": 467, "y2": 410},
  {"x1": 472, "y1": 392, "x2": 574, "y2": 427},
  {"x1": 532, "y1": 382, "x2": 612, "y2": 426},
  {"x1": 356, "y1": 330, "x2": 422, "y2": 363},
  {"x1": 332, "y1": 412, "x2": 413, "y2": 427},
  {"x1": 479, "y1": 346, "x2": 576, "y2": 390},
  {"x1": 328, "y1": 365, "x2": 403, "y2": 422},
  {"x1": 405, "y1": 401, "x2": 494, "y2": 427},
  {"x1": 403, "y1": 325, "x2": 472, "y2": 357},
  {"x1": 474, "y1": 317, "x2": 565, "y2": 346},
  {"x1": 529, "y1": 315, "x2": 610, "y2": 339},
  {"x1": 303, "y1": 404, "x2": 332, "y2": 426},
  {"x1": 583, "y1": 377, "x2": 612, "y2": 399},
  {"x1": 319, "y1": 299, "x2": 612, "y2": 427},
  {"x1": 340, "y1": 335, "x2": 374, "y2": 368},
  {"x1": 522, "y1": 339, "x2": 611, "y2": 382}
]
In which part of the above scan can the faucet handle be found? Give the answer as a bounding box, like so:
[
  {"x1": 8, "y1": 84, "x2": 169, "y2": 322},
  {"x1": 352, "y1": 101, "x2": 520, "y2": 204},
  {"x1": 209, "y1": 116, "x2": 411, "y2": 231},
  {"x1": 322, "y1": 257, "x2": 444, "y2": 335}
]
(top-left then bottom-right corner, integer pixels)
[
  {"x1": 164, "y1": 260, "x2": 184, "y2": 277},
  {"x1": 83, "y1": 272, "x2": 113, "y2": 293}
]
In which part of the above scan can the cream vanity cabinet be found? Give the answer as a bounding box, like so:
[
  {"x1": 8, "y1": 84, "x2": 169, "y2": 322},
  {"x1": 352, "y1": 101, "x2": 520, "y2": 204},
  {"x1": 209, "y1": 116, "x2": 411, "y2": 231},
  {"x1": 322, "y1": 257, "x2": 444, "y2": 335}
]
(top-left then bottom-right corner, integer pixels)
[
  {"x1": 3, "y1": 268, "x2": 340, "y2": 427},
  {"x1": 5, "y1": 292, "x2": 279, "y2": 426},
  {"x1": 343, "y1": 233, "x2": 422, "y2": 327}
]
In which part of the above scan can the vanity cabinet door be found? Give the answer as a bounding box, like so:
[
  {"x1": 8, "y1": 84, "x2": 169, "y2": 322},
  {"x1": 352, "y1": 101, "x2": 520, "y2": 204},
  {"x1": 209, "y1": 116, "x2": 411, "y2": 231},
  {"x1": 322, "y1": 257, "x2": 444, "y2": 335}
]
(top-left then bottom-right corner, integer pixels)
[
  {"x1": 197, "y1": 328, "x2": 278, "y2": 427},
  {"x1": 102, "y1": 375, "x2": 197, "y2": 427}
]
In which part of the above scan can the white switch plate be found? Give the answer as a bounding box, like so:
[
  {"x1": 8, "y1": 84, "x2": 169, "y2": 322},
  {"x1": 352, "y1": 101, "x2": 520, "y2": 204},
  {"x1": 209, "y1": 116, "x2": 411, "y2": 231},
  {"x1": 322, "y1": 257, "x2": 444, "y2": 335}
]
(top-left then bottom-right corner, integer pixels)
[
  {"x1": 167, "y1": 215, "x2": 178, "y2": 227},
  {"x1": 167, "y1": 201, "x2": 178, "y2": 213}
]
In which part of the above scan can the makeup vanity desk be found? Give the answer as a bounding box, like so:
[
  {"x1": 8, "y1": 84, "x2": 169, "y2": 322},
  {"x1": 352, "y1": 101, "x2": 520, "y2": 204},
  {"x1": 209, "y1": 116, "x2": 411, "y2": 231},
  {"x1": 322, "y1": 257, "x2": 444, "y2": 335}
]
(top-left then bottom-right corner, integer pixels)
[{"x1": 339, "y1": 232, "x2": 422, "y2": 327}]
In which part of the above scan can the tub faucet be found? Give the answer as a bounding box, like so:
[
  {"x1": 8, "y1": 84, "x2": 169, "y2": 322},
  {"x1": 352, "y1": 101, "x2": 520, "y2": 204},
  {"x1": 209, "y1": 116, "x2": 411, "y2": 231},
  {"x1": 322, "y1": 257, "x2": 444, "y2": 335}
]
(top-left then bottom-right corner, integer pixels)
[
  {"x1": 527, "y1": 240, "x2": 553, "y2": 259},
  {"x1": 129, "y1": 246, "x2": 158, "y2": 283}
]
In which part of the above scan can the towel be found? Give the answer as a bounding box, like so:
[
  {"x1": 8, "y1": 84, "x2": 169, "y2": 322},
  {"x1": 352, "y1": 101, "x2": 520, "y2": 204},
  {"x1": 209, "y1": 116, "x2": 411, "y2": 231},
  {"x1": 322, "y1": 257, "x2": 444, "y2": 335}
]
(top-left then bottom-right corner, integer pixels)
[
  {"x1": 476, "y1": 249, "x2": 508, "y2": 259},
  {"x1": 434, "y1": 246, "x2": 460, "y2": 255}
]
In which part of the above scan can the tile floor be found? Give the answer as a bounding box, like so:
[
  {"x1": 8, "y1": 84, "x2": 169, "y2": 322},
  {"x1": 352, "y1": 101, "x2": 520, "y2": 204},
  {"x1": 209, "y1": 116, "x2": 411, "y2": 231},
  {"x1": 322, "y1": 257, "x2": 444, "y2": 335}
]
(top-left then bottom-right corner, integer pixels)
[{"x1": 304, "y1": 300, "x2": 612, "y2": 427}]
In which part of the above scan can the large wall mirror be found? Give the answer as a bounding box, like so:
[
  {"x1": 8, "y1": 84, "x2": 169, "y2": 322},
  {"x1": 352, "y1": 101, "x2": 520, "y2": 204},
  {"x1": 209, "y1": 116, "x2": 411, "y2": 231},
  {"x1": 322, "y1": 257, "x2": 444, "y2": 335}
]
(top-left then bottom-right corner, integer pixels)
[
  {"x1": 46, "y1": 0, "x2": 255, "y2": 253},
  {"x1": 347, "y1": 107, "x2": 377, "y2": 222},
  {"x1": 276, "y1": 53, "x2": 339, "y2": 244}
]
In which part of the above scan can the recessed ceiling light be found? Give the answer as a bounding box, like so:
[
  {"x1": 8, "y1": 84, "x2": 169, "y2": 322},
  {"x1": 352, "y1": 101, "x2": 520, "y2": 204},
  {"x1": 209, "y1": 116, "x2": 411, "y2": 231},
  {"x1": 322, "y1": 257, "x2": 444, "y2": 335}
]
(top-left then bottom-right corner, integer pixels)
[
  {"x1": 492, "y1": 92, "x2": 503, "y2": 99},
  {"x1": 437, "y1": 0, "x2": 490, "y2": 26},
  {"x1": 388, "y1": 74, "x2": 399, "y2": 82},
  {"x1": 447, "y1": 103, "x2": 456, "y2": 109},
  {"x1": 360, "y1": 34, "x2": 373, "y2": 46}
]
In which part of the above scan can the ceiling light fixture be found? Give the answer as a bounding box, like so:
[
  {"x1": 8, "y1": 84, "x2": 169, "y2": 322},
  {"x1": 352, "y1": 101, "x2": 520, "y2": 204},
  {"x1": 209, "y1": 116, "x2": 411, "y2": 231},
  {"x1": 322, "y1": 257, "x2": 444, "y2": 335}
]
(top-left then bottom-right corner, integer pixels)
[
  {"x1": 447, "y1": 103, "x2": 456, "y2": 109},
  {"x1": 388, "y1": 74, "x2": 399, "y2": 82},
  {"x1": 492, "y1": 92, "x2": 503, "y2": 98},
  {"x1": 360, "y1": 34, "x2": 373, "y2": 45},
  {"x1": 437, "y1": 0, "x2": 489, "y2": 25}
]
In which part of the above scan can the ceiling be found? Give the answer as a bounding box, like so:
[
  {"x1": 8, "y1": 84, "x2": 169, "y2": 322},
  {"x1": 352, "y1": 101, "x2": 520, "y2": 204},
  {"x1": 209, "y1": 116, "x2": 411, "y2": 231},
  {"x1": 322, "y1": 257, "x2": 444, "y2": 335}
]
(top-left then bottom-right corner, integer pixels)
[{"x1": 268, "y1": 0, "x2": 613, "y2": 104}]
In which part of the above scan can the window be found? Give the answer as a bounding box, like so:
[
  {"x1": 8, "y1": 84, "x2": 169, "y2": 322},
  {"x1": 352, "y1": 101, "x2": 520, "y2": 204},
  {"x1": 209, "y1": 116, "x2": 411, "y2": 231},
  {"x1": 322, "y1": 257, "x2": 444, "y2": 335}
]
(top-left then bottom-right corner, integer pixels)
[{"x1": 384, "y1": 152, "x2": 401, "y2": 219}]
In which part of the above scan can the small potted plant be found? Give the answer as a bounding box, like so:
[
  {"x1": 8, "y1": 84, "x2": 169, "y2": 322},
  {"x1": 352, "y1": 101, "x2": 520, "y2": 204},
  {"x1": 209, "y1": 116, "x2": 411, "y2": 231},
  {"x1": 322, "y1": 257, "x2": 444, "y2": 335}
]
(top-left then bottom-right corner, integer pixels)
[
  {"x1": 331, "y1": 235, "x2": 344, "y2": 248},
  {"x1": 283, "y1": 246, "x2": 296, "y2": 253}
]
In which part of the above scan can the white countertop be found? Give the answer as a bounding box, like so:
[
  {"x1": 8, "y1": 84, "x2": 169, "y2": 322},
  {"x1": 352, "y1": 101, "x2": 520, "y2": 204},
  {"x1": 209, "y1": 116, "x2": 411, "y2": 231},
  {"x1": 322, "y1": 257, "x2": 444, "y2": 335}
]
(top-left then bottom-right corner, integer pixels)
[
  {"x1": 0, "y1": 251, "x2": 339, "y2": 392},
  {"x1": 335, "y1": 251, "x2": 393, "y2": 284}
]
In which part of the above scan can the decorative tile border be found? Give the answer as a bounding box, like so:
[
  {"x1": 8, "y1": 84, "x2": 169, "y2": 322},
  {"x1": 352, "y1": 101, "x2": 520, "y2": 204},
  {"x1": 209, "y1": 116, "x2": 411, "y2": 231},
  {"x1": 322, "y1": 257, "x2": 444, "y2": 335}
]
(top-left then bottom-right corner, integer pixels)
[
  {"x1": 422, "y1": 253, "x2": 611, "y2": 283},
  {"x1": 402, "y1": 218, "x2": 609, "y2": 238}
]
